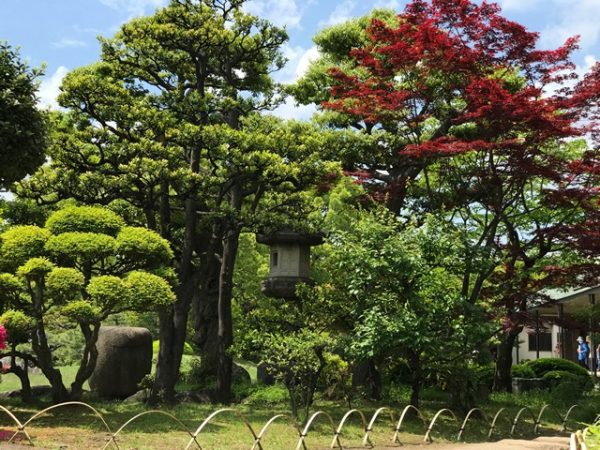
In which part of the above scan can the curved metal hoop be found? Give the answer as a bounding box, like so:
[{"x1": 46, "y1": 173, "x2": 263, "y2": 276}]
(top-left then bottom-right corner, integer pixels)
[
  {"x1": 562, "y1": 404, "x2": 580, "y2": 432},
  {"x1": 295, "y1": 411, "x2": 337, "y2": 450},
  {"x1": 329, "y1": 409, "x2": 369, "y2": 449},
  {"x1": 0, "y1": 404, "x2": 33, "y2": 446},
  {"x1": 361, "y1": 407, "x2": 396, "y2": 447},
  {"x1": 185, "y1": 408, "x2": 258, "y2": 450},
  {"x1": 9, "y1": 401, "x2": 115, "y2": 448},
  {"x1": 457, "y1": 408, "x2": 490, "y2": 442},
  {"x1": 103, "y1": 410, "x2": 200, "y2": 450},
  {"x1": 392, "y1": 405, "x2": 427, "y2": 445},
  {"x1": 488, "y1": 407, "x2": 509, "y2": 439},
  {"x1": 534, "y1": 404, "x2": 564, "y2": 435},
  {"x1": 251, "y1": 413, "x2": 302, "y2": 450},
  {"x1": 424, "y1": 408, "x2": 457, "y2": 443},
  {"x1": 510, "y1": 406, "x2": 537, "y2": 437}
]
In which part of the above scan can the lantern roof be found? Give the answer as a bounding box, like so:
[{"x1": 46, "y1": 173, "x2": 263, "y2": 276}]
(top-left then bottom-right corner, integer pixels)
[{"x1": 256, "y1": 230, "x2": 323, "y2": 246}]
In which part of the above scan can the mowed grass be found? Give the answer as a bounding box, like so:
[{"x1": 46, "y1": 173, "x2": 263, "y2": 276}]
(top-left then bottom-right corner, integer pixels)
[{"x1": 0, "y1": 368, "x2": 598, "y2": 449}]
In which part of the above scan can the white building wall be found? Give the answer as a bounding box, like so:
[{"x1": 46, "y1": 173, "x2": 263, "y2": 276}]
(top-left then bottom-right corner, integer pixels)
[{"x1": 512, "y1": 323, "x2": 562, "y2": 364}]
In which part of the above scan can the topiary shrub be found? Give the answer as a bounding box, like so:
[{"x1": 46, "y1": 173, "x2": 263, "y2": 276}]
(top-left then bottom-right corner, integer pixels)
[
  {"x1": 542, "y1": 370, "x2": 579, "y2": 388},
  {"x1": 511, "y1": 363, "x2": 536, "y2": 379},
  {"x1": 525, "y1": 358, "x2": 590, "y2": 378}
]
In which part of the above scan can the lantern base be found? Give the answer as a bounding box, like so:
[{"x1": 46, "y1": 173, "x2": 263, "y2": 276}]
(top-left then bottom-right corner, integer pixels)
[{"x1": 261, "y1": 276, "x2": 314, "y2": 299}]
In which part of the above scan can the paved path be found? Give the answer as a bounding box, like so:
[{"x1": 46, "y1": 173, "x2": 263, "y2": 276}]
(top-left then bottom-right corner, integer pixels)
[{"x1": 375, "y1": 436, "x2": 570, "y2": 450}]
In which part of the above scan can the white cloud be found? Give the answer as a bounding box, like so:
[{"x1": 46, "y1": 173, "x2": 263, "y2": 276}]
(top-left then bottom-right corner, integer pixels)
[
  {"x1": 244, "y1": 0, "x2": 303, "y2": 29},
  {"x1": 98, "y1": 0, "x2": 168, "y2": 17},
  {"x1": 271, "y1": 97, "x2": 316, "y2": 120},
  {"x1": 373, "y1": 0, "x2": 402, "y2": 10},
  {"x1": 38, "y1": 66, "x2": 69, "y2": 110},
  {"x1": 319, "y1": 0, "x2": 357, "y2": 27},
  {"x1": 276, "y1": 44, "x2": 320, "y2": 83},
  {"x1": 295, "y1": 46, "x2": 320, "y2": 80},
  {"x1": 497, "y1": 0, "x2": 543, "y2": 12},
  {"x1": 52, "y1": 38, "x2": 87, "y2": 49},
  {"x1": 534, "y1": 0, "x2": 600, "y2": 52}
]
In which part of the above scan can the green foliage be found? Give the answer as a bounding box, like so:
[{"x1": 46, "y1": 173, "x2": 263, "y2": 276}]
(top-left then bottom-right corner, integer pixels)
[
  {"x1": 318, "y1": 353, "x2": 353, "y2": 403},
  {"x1": 0, "y1": 309, "x2": 35, "y2": 343},
  {"x1": 45, "y1": 232, "x2": 117, "y2": 262},
  {"x1": 259, "y1": 329, "x2": 330, "y2": 418},
  {"x1": 525, "y1": 358, "x2": 590, "y2": 378},
  {"x1": 152, "y1": 339, "x2": 193, "y2": 355},
  {"x1": 0, "y1": 273, "x2": 22, "y2": 306},
  {"x1": 0, "y1": 42, "x2": 46, "y2": 188},
  {"x1": 16, "y1": 257, "x2": 54, "y2": 278},
  {"x1": 0, "y1": 225, "x2": 50, "y2": 271},
  {"x1": 87, "y1": 275, "x2": 129, "y2": 311},
  {"x1": 60, "y1": 300, "x2": 101, "y2": 323},
  {"x1": 116, "y1": 227, "x2": 173, "y2": 267},
  {"x1": 511, "y1": 364, "x2": 536, "y2": 379},
  {"x1": 46, "y1": 268, "x2": 85, "y2": 302},
  {"x1": 45, "y1": 206, "x2": 124, "y2": 236},
  {"x1": 242, "y1": 384, "x2": 289, "y2": 407},
  {"x1": 543, "y1": 370, "x2": 593, "y2": 393},
  {"x1": 125, "y1": 271, "x2": 176, "y2": 310}
]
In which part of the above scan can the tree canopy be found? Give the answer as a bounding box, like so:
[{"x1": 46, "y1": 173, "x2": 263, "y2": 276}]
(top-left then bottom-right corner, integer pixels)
[{"x1": 0, "y1": 42, "x2": 46, "y2": 189}]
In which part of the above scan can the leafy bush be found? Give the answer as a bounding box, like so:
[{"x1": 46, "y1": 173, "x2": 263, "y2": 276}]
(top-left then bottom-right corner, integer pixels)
[
  {"x1": 543, "y1": 370, "x2": 594, "y2": 392},
  {"x1": 152, "y1": 340, "x2": 194, "y2": 355},
  {"x1": 511, "y1": 363, "x2": 536, "y2": 379},
  {"x1": 474, "y1": 363, "x2": 495, "y2": 389},
  {"x1": 525, "y1": 358, "x2": 590, "y2": 378},
  {"x1": 45, "y1": 206, "x2": 124, "y2": 236},
  {"x1": 243, "y1": 384, "x2": 289, "y2": 406},
  {"x1": 542, "y1": 370, "x2": 579, "y2": 388},
  {"x1": 549, "y1": 380, "x2": 584, "y2": 406}
]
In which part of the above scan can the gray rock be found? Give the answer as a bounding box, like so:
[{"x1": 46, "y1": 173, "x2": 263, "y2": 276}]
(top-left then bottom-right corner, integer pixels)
[{"x1": 89, "y1": 326, "x2": 152, "y2": 399}]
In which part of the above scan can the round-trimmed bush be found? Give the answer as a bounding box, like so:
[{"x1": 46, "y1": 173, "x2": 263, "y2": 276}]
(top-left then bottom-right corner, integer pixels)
[
  {"x1": 511, "y1": 363, "x2": 536, "y2": 379},
  {"x1": 524, "y1": 357, "x2": 590, "y2": 378}
]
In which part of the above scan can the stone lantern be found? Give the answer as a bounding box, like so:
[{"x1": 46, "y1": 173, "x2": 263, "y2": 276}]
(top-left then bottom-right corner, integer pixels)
[{"x1": 256, "y1": 231, "x2": 323, "y2": 299}]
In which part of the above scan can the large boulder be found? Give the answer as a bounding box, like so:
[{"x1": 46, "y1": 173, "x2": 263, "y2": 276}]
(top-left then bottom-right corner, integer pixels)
[{"x1": 89, "y1": 326, "x2": 152, "y2": 399}]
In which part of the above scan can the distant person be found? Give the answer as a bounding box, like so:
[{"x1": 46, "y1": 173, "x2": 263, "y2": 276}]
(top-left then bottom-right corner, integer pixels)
[{"x1": 577, "y1": 336, "x2": 589, "y2": 369}]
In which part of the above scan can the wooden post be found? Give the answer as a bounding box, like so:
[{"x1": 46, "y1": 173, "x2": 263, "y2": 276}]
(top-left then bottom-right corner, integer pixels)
[
  {"x1": 589, "y1": 294, "x2": 596, "y2": 374},
  {"x1": 558, "y1": 304, "x2": 565, "y2": 358}
]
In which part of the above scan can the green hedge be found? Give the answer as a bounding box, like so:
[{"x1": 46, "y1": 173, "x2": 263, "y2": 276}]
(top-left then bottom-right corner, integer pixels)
[
  {"x1": 511, "y1": 363, "x2": 536, "y2": 379},
  {"x1": 524, "y1": 358, "x2": 590, "y2": 378}
]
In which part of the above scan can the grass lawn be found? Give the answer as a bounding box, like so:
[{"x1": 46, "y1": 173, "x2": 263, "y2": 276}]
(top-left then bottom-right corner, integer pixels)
[
  {"x1": 0, "y1": 381, "x2": 596, "y2": 449},
  {"x1": 0, "y1": 364, "x2": 597, "y2": 449}
]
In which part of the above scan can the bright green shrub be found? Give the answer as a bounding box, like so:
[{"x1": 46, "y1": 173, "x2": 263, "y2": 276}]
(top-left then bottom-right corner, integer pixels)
[
  {"x1": 45, "y1": 206, "x2": 124, "y2": 236},
  {"x1": 525, "y1": 357, "x2": 590, "y2": 378},
  {"x1": 60, "y1": 300, "x2": 101, "y2": 323},
  {"x1": 542, "y1": 370, "x2": 579, "y2": 388},
  {"x1": 87, "y1": 275, "x2": 130, "y2": 310},
  {"x1": 46, "y1": 267, "x2": 85, "y2": 302},
  {"x1": 126, "y1": 271, "x2": 176, "y2": 309},
  {"x1": 45, "y1": 232, "x2": 116, "y2": 261},
  {"x1": 0, "y1": 225, "x2": 50, "y2": 270},
  {"x1": 153, "y1": 339, "x2": 194, "y2": 355},
  {"x1": 511, "y1": 363, "x2": 536, "y2": 378},
  {"x1": 243, "y1": 384, "x2": 289, "y2": 406},
  {"x1": 117, "y1": 227, "x2": 173, "y2": 266},
  {"x1": 16, "y1": 257, "x2": 54, "y2": 278}
]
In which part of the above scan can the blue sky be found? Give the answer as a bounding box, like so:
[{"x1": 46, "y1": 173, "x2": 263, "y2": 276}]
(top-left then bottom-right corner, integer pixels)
[{"x1": 2, "y1": 0, "x2": 600, "y2": 118}]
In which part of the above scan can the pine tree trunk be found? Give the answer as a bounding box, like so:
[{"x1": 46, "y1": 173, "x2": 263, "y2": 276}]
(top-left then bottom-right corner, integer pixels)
[{"x1": 215, "y1": 189, "x2": 242, "y2": 403}]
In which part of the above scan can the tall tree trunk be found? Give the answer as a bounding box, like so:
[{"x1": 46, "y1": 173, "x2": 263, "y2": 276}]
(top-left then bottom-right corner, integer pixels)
[
  {"x1": 215, "y1": 188, "x2": 242, "y2": 403},
  {"x1": 152, "y1": 185, "x2": 199, "y2": 402},
  {"x1": 192, "y1": 231, "x2": 222, "y2": 376},
  {"x1": 493, "y1": 325, "x2": 523, "y2": 392},
  {"x1": 408, "y1": 349, "x2": 422, "y2": 408}
]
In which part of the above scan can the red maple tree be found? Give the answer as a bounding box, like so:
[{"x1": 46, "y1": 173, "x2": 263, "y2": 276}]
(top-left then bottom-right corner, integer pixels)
[{"x1": 321, "y1": 0, "x2": 600, "y2": 390}]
